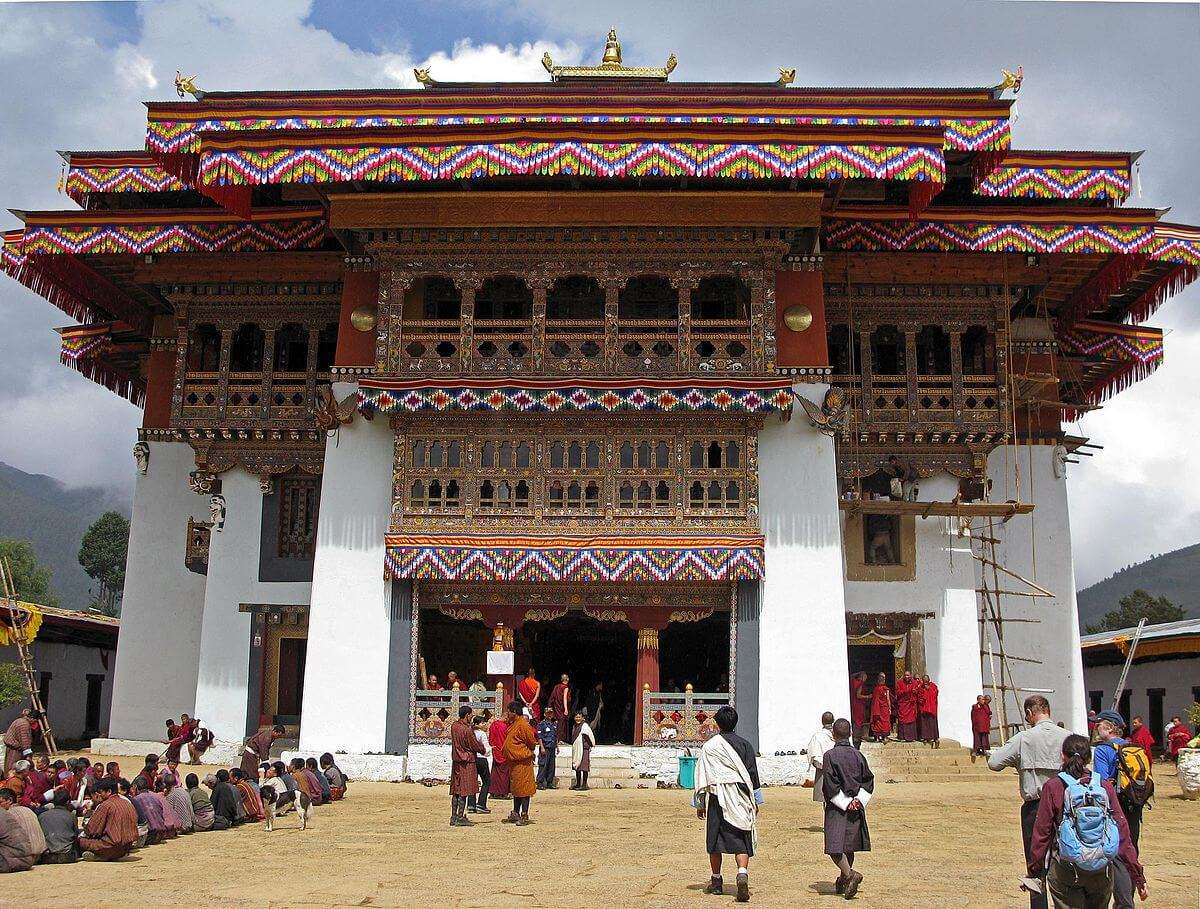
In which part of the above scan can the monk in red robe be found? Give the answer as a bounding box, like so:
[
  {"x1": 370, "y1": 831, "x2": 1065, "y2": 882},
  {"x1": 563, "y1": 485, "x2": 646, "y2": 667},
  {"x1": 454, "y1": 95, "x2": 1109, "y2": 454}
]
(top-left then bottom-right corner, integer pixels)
[
  {"x1": 894, "y1": 671, "x2": 921, "y2": 742},
  {"x1": 1128, "y1": 716, "x2": 1156, "y2": 758},
  {"x1": 1166, "y1": 717, "x2": 1192, "y2": 760},
  {"x1": 518, "y1": 668, "x2": 542, "y2": 720},
  {"x1": 849, "y1": 672, "x2": 869, "y2": 746},
  {"x1": 969, "y1": 694, "x2": 992, "y2": 760},
  {"x1": 548, "y1": 674, "x2": 571, "y2": 744},
  {"x1": 487, "y1": 710, "x2": 512, "y2": 799},
  {"x1": 869, "y1": 674, "x2": 892, "y2": 742},
  {"x1": 918, "y1": 674, "x2": 940, "y2": 748}
]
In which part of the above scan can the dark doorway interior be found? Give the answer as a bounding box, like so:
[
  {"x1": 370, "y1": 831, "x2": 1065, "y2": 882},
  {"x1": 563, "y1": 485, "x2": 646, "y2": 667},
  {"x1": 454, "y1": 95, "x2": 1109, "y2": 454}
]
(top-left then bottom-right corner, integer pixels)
[
  {"x1": 1147, "y1": 689, "x2": 1165, "y2": 749},
  {"x1": 276, "y1": 638, "x2": 308, "y2": 722},
  {"x1": 523, "y1": 613, "x2": 636, "y2": 745},
  {"x1": 847, "y1": 644, "x2": 896, "y2": 686},
  {"x1": 659, "y1": 612, "x2": 731, "y2": 693},
  {"x1": 84, "y1": 675, "x2": 104, "y2": 736}
]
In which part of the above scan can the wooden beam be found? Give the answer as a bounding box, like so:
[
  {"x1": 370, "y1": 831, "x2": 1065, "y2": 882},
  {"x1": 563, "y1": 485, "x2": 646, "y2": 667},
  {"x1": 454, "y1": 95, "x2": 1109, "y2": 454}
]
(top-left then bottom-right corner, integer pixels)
[
  {"x1": 838, "y1": 499, "x2": 1035, "y2": 518},
  {"x1": 123, "y1": 252, "x2": 346, "y2": 284},
  {"x1": 328, "y1": 190, "x2": 824, "y2": 229}
]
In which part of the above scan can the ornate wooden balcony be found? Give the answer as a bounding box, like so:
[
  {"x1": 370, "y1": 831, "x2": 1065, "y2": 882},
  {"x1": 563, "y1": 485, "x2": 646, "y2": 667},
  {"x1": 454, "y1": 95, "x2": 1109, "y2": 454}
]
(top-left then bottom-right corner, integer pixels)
[{"x1": 829, "y1": 372, "x2": 1006, "y2": 441}]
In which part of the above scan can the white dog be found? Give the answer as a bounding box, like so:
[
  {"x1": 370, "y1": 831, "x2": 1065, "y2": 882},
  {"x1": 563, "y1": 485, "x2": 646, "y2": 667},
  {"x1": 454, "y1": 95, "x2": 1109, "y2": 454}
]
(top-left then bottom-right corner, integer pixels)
[{"x1": 260, "y1": 777, "x2": 313, "y2": 831}]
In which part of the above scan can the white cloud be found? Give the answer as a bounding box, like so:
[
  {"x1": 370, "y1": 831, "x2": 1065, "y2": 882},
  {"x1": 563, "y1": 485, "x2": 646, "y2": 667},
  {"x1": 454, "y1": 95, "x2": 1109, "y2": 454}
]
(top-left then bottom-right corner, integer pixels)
[{"x1": 114, "y1": 47, "x2": 158, "y2": 91}]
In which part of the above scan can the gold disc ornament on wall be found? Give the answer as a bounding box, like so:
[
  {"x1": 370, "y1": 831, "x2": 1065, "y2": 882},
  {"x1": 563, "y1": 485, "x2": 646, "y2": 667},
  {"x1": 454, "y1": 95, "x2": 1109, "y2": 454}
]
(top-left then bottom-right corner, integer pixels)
[
  {"x1": 782, "y1": 304, "x2": 813, "y2": 332},
  {"x1": 350, "y1": 304, "x2": 378, "y2": 332}
]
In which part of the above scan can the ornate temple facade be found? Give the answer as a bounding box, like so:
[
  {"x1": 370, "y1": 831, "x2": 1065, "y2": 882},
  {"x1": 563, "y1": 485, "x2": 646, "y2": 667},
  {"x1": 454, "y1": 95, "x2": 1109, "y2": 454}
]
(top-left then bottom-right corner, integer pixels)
[{"x1": 5, "y1": 35, "x2": 1196, "y2": 768}]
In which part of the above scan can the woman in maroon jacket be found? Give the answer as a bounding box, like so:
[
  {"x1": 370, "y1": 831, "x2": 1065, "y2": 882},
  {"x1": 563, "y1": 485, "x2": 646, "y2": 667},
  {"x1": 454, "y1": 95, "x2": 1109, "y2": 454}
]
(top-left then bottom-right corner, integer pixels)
[{"x1": 1028, "y1": 734, "x2": 1147, "y2": 907}]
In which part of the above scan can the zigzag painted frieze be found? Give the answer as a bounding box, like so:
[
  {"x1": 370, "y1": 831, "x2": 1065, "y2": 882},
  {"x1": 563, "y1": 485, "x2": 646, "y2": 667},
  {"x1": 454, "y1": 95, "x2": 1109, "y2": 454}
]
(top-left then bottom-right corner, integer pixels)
[
  {"x1": 977, "y1": 166, "x2": 1131, "y2": 202},
  {"x1": 384, "y1": 534, "x2": 766, "y2": 582},
  {"x1": 146, "y1": 111, "x2": 1010, "y2": 157},
  {"x1": 15, "y1": 208, "x2": 329, "y2": 256},
  {"x1": 357, "y1": 378, "x2": 795, "y2": 415},
  {"x1": 197, "y1": 141, "x2": 944, "y2": 187},
  {"x1": 65, "y1": 163, "x2": 187, "y2": 202}
]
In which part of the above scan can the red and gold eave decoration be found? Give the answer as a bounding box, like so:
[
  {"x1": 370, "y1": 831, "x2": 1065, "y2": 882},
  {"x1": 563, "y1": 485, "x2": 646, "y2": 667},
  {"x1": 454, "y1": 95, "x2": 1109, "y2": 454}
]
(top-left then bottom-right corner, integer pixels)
[{"x1": 773, "y1": 269, "x2": 829, "y2": 373}]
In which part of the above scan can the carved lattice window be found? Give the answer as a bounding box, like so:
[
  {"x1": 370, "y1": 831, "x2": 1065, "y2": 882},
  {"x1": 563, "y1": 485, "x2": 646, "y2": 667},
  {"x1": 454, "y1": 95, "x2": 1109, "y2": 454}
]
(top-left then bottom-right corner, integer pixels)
[{"x1": 278, "y1": 476, "x2": 320, "y2": 559}]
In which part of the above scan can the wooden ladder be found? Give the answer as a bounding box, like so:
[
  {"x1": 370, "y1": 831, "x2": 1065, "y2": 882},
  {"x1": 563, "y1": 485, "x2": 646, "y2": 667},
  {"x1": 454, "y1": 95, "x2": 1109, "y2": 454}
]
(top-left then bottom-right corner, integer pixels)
[{"x1": 0, "y1": 557, "x2": 57, "y2": 755}]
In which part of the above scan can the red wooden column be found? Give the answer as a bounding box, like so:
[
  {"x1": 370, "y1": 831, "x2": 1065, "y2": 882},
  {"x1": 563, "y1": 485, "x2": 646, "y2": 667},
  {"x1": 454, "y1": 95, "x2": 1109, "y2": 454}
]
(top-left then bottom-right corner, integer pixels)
[{"x1": 635, "y1": 627, "x2": 662, "y2": 744}]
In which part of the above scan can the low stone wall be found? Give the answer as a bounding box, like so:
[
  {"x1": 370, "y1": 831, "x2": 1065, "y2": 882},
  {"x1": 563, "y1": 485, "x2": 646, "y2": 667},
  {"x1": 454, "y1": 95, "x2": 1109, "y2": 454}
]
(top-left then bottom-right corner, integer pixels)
[{"x1": 90, "y1": 737, "x2": 241, "y2": 766}]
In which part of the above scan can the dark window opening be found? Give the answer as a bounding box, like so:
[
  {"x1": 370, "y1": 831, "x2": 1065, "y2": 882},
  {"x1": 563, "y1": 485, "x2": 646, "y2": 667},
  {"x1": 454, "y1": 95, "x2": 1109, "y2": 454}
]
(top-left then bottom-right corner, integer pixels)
[
  {"x1": 915, "y1": 325, "x2": 951, "y2": 375},
  {"x1": 316, "y1": 322, "x2": 338, "y2": 372},
  {"x1": 187, "y1": 323, "x2": 221, "y2": 371},
  {"x1": 547, "y1": 276, "x2": 604, "y2": 321},
  {"x1": 273, "y1": 323, "x2": 308, "y2": 372},
  {"x1": 863, "y1": 514, "x2": 901, "y2": 565},
  {"x1": 1088, "y1": 690, "x2": 1104, "y2": 714},
  {"x1": 230, "y1": 323, "x2": 265, "y2": 372},
  {"x1": 85, "y1": 675, "x2": 104, "y2": 734},
  {"x1": 475, "y1": 276, "x2": 532, "y2": 322},
  {"x1": 38, "y1": 672, "x2": 52, "y2": 710},
  {"x1": 690, "y1": 275, "x2": 750, "y2": 322},
  {"x1": 619, "y1": 275, "x2": 678, "y2": 322},
  {"x1": 961, "y1": 325, "x2": 993, "y2": 375},
  {"x1": 827, "y1": 324, "x2": 862, "y2": 376},
  {"x1": 419, "y1": 275, "x2": 462, "y2": 320},
  {"x1": 870, "y1": 325, "x2": 905, "y2": 375}
]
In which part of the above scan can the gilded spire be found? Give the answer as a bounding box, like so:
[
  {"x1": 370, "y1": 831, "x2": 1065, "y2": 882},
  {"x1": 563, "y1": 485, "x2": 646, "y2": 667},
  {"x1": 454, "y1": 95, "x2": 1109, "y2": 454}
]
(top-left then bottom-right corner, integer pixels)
[
  {"x1": 601, "y1": 28, "x2": 622, "y2": 67},
  {"x1": 542, "y1": 29, "x2": 676, "y2": 82}
]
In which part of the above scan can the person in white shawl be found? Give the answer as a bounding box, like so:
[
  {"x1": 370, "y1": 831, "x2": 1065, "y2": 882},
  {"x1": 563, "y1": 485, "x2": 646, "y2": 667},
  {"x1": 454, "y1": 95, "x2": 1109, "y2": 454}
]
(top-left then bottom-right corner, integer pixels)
[
  {"x1": 570, "y1": 713, "x2": 594, "y2": 791},
  {"x1": 692, "y1": 706, "x2": 762, "y2": 903}
]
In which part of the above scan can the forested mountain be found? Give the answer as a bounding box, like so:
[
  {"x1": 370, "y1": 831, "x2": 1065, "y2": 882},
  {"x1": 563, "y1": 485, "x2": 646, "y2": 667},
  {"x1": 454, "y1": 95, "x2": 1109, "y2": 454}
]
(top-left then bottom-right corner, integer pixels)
[
  {"x1": 1077, "y1": 544, "x2": 1200, "y2": 628},
  {"x1": 0, "y1": 462, "x2": 129, "y2": 609}
]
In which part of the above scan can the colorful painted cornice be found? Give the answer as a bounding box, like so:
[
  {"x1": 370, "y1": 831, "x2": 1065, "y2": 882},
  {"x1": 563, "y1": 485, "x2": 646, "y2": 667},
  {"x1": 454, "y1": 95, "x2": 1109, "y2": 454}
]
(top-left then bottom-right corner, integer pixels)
[
  {"x1": 357, "y1": 377, "x2": 795, "y2": 415},
  {"x1": 58, "y1": 322, "x2": 146, "y2": 405},
  {"x1": 145, "y1": 93, "x2": 1012, "y2": 158},
  {"x1": 824, "y1": 208, "x2": 1200, "y2": 263},
  {"x1": 384, "y1": 533, "x2": 766, "y2": 582},
  {"x1": 1057, "y1": 319, "x2": 1164, "y2": 418},
  {"x1": 976, "y1": 151, "x2": 1133, "y2": 203},
  {"x1": 63, "y1": 152, "x2": 187, "y2": 204},
  {"x1": 15, "y1": 206, "x2": 329, "y2": 256}
]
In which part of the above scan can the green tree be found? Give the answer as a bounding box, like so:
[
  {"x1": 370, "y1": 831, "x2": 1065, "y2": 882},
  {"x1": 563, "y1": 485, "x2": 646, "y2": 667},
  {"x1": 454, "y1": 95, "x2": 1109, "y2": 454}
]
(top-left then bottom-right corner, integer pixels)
[
  {"x1": 0, "y1": 539, "x2": 59, "y2": 609},
  {"x1": 0, "y1": 664, "x2": 27, "y2": 710},
  {"x1": 1085, "y1": 589, "x2": 1185, "y2": 634},
  {"x1": 78, "y1": 511, "x2": 129, "y2": 618}
]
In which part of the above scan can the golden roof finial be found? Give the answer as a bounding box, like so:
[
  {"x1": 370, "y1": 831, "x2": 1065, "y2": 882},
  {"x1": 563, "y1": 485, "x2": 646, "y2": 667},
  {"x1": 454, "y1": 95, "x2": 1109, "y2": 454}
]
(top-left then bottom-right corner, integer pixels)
[
  {"x1": 413, "y1": 67, "x2": 434, "y2": 87},
  {"x1": 997, "y1": 66, "x2": 1024, "y2": 95},
  {"x1": 601, "y1": 28, "x2": 622, "y2": 67},
  {"x1": 174, "y1": 70, "x2": 204, "y2": 100},
  {"x1": 778, "y1": 68, "x2": 796, "y2": 86}
]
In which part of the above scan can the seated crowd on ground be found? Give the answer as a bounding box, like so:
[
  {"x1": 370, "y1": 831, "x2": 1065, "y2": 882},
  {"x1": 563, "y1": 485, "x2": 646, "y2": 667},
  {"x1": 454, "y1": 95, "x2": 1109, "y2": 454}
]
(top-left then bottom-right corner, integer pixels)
[{"x1": 0, "y1": 721, "x2": 348, "y2": 872}]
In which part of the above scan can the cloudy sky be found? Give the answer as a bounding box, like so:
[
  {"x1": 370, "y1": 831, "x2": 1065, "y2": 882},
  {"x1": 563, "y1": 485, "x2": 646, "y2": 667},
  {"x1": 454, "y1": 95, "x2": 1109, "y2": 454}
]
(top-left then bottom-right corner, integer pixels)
[{"x1": 0, "y1": 0, "x2": 1196, "y2": 588}]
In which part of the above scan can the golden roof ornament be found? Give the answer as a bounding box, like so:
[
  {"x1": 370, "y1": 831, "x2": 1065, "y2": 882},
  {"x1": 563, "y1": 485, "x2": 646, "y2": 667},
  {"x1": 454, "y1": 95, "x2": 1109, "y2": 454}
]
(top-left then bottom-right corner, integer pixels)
[
  {"x1": 778, "y1": 68, "x2": 796, "y2": 86},
  {"x1": 542, "y1": 29, "x2": 677, "y2": 82},
  {"x1": 413, "y1": 67, "x2": 435, "y2": 87},
  {"x1": 174, "y1": 70, "x2": 204, "y2": 100},
  {"x1": 996, "y1": 66, "x2": 1024, "y2": 95}
]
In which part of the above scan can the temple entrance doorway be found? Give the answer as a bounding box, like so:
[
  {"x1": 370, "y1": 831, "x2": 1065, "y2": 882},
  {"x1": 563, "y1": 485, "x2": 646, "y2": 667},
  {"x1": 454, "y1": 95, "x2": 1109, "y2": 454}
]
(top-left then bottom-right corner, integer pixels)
[
  {"x1": 524, "y1": 614, "x2": 636, "y2": 745},
  {"x1": 847, "y1": 643, "x2": 897, "y2": 687}
]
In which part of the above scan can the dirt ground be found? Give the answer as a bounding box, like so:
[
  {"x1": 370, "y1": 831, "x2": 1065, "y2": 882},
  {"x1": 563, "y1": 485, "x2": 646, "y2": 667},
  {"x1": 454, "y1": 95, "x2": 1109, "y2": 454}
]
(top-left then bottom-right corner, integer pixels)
[{"x1": 1, "y1": 754, "x2": 1196, "y2": 908}]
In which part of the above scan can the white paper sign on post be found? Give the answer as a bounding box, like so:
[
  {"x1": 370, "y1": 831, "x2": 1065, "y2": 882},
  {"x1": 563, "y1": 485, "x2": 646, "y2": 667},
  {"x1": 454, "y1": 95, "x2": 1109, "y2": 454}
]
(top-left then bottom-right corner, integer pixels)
[{"x1": 486, "y1": 650, "x2": 514, "y2": 676}]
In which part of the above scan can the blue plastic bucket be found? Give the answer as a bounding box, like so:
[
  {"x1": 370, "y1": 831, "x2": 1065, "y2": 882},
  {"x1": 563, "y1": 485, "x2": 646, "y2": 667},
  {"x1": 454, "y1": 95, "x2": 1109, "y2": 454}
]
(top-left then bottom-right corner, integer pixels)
[{"x1": 678, "y1": 754, "x2": 698, "y2": 789}]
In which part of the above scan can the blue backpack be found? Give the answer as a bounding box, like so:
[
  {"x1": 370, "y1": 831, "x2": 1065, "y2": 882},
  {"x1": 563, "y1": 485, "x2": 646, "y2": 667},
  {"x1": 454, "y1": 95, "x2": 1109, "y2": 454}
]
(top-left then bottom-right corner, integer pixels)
[{"x1": 1055, "y1": 772, "x2": 1120, "y2": 872}]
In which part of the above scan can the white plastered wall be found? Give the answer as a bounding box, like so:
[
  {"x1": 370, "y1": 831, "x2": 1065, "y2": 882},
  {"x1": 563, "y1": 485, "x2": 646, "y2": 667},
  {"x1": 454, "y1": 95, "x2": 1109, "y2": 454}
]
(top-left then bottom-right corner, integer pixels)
[
  {"x1": 298, "y1": 386, "x2": 397, "y2": 754},
  {"x1": 107, "y1": 441, "x2": 209, "y2": 741},
  {"x1": 983, "y1": 445, "x2": 1086, "y2": 734},
  {"x1": 192, "y1": 468, "x2": 311, "y2": 742},
  {"x1": 1083, "y1": 657, "x2": 1200, "y2": 742},
  {"x1": 757, "y1": 384, "x2": 851, "y2": 752},
  {"x1": 843, "y1": 472, "x2": 983, "y2": 745}
]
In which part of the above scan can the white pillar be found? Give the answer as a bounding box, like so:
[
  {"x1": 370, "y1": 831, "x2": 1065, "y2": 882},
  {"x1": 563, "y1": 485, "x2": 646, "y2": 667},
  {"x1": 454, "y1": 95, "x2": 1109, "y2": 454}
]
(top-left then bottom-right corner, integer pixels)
[
  {"x1": 299, "y1": 392, "x2": 396, "y2": 754},
  {"x1": 757, "y1": 384, "x2": 850, "y2": 752},
  {"x1": 985, "y1": 445, "x2": 1086, "y2": 734},
  {"x1": 108, "y1": 441, "x2": 209, "y2": 741},
  {"x1": 192, "y1": 469, "x2": 311, "y2": 742}
]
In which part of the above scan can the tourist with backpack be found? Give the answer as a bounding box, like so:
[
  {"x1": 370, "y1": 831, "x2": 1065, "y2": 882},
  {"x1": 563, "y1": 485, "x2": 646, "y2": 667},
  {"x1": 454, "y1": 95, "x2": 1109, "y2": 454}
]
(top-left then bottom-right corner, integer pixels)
[
  {"x1": 1028, "y1": 734, "x2": 1146, "y2": 908},
  {"x1": 1092, "y1": 710, "x2": 1153, "y2": 909}
]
